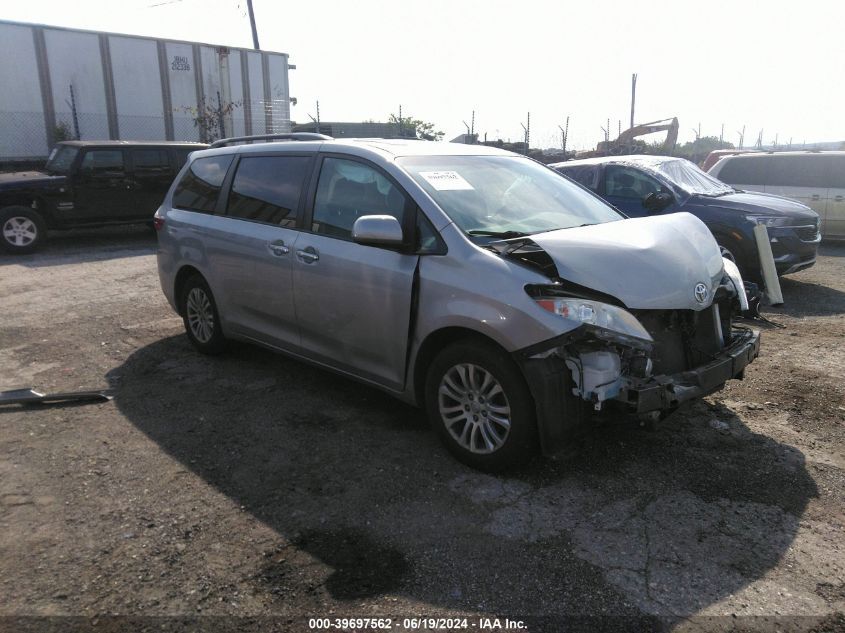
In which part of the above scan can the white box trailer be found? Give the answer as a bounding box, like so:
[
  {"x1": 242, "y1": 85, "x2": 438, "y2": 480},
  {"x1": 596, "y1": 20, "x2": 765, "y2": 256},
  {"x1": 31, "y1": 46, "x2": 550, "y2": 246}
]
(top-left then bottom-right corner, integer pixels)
[{"x1": 0, "y1": 19, "x2": 292, "y2": 161}]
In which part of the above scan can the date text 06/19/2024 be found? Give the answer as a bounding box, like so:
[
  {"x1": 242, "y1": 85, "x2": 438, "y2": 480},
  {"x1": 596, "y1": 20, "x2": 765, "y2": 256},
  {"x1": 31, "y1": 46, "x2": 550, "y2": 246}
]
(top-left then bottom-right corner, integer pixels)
[{"x1": 307, "y1": 617, "x2": 527, "y2": 630}]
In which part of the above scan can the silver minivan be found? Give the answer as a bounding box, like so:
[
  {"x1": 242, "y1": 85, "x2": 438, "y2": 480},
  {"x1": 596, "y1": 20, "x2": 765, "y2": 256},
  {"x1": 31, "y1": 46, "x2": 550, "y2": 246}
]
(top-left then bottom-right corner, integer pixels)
[
  {"x1": 709, "y1": 151, "x2": 845, "y2": 238},
  {"x1": 155, "y1": 134, "x2": 759, "y2": 471}
]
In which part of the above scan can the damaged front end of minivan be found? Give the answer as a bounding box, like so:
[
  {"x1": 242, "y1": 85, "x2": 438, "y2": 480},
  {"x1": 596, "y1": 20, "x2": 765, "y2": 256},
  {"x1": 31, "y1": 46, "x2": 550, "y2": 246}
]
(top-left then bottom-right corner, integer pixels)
[{"x1": 490, "y1": 220, "x2": 760, "y2": 455}]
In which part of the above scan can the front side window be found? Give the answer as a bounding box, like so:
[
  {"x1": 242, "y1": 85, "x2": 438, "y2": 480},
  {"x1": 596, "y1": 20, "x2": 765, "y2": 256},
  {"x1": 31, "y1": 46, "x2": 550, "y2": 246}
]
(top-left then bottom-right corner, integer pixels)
[
  {"x1": 172, "y1": 155, "x2": 233, "y2": 213},
  {"x1": 717, "y1": 156, "x2": 768, "y2": 186},
  {"x1": 605, "y1": 166, "x2": 662, "y2": 199},
  {"x1": 227, "y1": 155, "x2": 311, "y2": 226},
  {"x1": 45, "y1": 145, "x2": 79, "y2": 174},
  {"x1": 79, "y1": 150, "x2": 125, "y2": 175},
  {"x1": 399, "y1": 155, "x2": 622, "y2": 240},
  {"x1": 311, "y1": 157, "x2": 408, "y2": 239}
]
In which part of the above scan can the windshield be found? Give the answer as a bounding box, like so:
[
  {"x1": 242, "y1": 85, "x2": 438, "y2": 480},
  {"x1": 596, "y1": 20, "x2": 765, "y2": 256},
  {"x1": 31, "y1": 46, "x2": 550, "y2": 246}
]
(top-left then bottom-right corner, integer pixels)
[
  {"x1": 45, "y1": 145, "x2": 80, "y2": 174},
  {"x1": 652, "y1": 158, "x2": 734, "y2": 196},
  {"x1": 399, "y1": 155, "x2": 623, "y2": 239}
]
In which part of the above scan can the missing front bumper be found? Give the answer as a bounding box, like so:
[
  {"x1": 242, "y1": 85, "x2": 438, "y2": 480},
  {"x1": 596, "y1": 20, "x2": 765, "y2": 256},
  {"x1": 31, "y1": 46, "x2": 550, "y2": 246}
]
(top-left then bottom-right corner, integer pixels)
[{"x1": 623, "y1": 328, "x2": 760, "y2": 413}]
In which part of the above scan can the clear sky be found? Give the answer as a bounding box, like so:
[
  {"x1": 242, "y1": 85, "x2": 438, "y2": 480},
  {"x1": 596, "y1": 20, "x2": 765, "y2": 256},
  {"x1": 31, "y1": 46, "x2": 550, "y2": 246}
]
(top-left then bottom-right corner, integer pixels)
[{"x1": 2, "y1": 0, "x2": 843, "y2": 150}]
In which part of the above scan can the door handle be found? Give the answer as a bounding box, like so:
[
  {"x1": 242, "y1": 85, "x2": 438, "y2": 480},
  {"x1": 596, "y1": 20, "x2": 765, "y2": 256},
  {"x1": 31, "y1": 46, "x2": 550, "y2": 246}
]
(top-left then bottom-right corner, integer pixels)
[
  {"x1": 296, "y1": 246, "x2": 319, "y2": 263},
  {"x1": 267, "y1": 240, "x2": 289, "y2": 256},
  {"x1": 811, "y1": 194, "x2": 820, "y2": 201},
  {"x1": 836, "y1": 195, "x2": 844, "y2": 202}
]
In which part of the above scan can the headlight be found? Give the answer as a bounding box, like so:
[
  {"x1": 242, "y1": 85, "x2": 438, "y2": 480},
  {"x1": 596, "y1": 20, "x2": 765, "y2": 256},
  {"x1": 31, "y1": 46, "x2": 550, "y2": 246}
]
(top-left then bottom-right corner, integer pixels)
[
  {"x1": 535, "y1": 297, "x2": 653, "y2": 346},
  {"x1": 746, "y1": 215, "x2": 789, "y2": 227},
  {"x1": 722, "y1": 257, "x2": 748, "y2": 311}
]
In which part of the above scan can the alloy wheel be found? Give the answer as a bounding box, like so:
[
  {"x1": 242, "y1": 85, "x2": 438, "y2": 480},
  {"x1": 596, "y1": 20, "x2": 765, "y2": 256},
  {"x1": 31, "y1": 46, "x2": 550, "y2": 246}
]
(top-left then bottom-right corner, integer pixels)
[
  {"x1": 186, "y1": 287, "x2": 215, "y2": 344},
  {"x1": 438, "y1": 363, "x2": 511, "y2": 454},
  {"x1": 2, "y1": 216, "x2": 38, "y2": 247}
]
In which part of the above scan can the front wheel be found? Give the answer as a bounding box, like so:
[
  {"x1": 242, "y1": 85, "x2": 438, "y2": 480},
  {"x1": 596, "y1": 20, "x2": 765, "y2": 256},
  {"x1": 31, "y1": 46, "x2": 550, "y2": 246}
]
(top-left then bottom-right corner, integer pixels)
[
  {"x1": 425, "y1": 340, "x2": 537, "y2": 471},
  {"x1": 0, "y1": 206, "x2": 46, "y2": 254},
  {"x1": 717, "y1": 236, "x2": 761, "y2": 283}
]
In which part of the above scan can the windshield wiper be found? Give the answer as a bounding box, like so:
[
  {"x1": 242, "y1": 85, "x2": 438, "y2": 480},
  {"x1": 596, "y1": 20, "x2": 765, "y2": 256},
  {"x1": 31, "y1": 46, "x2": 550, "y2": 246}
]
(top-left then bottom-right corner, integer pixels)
[{"x1": 467, "y1": 230, "x2": 530, "y2": 239}]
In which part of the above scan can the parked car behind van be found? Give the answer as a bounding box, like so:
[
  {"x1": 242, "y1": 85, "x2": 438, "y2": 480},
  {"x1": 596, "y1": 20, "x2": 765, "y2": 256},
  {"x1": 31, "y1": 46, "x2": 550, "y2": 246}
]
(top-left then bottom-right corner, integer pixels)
[
  {"x1": 0, "y1": 140, "x2": 207, "y2": 253},
  {"x1": 708, "y1": 151, "x2": 845, "y2": 239},
  {"x1": 552, "y1": 155, "x2": 820, "y2": 280},
  {"x1": 700, "y1": 149, "x2": 759, "y2": 172},
  {"x1": 156, "y1": 135, "x2": 759, "y2": 471}
]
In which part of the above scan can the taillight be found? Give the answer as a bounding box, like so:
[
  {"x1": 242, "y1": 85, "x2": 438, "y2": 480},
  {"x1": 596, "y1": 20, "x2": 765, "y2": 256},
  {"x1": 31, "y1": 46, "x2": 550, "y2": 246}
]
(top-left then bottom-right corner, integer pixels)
[{"x1": 153, "y1": 209, "x2": 165, "y2": 231}]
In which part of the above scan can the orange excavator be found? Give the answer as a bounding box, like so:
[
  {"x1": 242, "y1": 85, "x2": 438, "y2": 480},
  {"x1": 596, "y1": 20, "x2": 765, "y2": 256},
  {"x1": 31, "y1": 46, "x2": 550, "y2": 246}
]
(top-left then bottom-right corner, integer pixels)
[{"x1": 587, "y1": 117, "x2": 679, "y2": 157}]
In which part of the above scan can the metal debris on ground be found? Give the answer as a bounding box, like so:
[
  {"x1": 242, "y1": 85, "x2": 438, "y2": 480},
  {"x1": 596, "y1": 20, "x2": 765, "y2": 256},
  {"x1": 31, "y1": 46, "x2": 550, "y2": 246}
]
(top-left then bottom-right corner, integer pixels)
[{"x1": 0, "y1": 387, "x2": 113, "y2": 406}]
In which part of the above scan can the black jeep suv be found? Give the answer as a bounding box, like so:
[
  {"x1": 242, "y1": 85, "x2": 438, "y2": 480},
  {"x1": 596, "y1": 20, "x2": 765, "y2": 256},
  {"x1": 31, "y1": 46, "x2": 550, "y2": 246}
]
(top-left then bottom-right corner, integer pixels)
[{"x1": 0, "y1": 140, "x2": 207, "y2": 253}]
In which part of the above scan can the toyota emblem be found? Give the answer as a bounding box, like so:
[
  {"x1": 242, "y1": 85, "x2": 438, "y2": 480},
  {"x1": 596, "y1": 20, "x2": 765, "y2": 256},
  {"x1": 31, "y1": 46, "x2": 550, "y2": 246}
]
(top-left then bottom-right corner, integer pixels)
[{"x1": 694, "y1": 283, "x2": 709, "y2": 304}]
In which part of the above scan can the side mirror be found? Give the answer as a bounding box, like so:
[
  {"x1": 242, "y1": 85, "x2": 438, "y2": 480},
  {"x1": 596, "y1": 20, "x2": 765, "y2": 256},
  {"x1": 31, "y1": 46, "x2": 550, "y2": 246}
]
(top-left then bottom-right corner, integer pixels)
[
  {"x1": 643, "y1": 191, "x2": 674, "y2": 212},
  {"x1": 352, "y1": 215, "x2": 404, "y2": 247}
]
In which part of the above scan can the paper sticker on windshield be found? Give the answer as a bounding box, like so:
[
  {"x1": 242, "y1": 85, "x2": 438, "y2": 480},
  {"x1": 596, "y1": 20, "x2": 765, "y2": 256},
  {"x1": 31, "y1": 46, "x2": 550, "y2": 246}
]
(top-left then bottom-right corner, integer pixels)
[{"x1": 419, "y1": 171, "x2": 474, "y2": 191}]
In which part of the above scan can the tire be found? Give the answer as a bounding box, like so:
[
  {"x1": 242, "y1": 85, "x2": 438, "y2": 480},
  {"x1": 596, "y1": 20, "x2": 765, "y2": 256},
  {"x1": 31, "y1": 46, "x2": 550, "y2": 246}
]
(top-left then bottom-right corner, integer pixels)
[
  {"x1": 179, "y1": 274, "x2": 227, "y2": 355},
  {"x1": 716, "y1": 235, "x2": 760, "y2": 283},
  {"x1": 425, "y1": 339, "x2": 537, "y2": 471},
  {"x1": 0, "y1": 206, "x2": 46, "y2": 254}
]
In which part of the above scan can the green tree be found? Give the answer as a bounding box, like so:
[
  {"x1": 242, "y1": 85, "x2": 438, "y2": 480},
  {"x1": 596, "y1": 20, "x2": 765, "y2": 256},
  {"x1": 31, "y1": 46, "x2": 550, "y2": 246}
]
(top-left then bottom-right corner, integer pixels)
[
  {"x1": 388, "y1": 113, "x2": 444, "y2": 141},
  {"x1": 175, "y1": 99, "x2": 242, "y2": 143},
  {"x1": 52, "y1": 121, "x2": 74, "y2": 143}
]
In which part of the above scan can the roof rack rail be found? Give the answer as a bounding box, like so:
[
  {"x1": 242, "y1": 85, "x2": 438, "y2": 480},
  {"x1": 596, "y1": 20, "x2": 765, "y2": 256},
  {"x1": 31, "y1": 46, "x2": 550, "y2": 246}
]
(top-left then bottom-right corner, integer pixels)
[{"x1": 210, "y1": 133, "x2": 333, "y2": 148}]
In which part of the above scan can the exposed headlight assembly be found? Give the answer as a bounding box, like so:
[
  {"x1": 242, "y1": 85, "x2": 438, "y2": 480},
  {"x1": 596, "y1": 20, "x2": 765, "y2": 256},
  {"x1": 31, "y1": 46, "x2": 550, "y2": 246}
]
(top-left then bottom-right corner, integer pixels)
[
  {"x1": 722, "y1": 257, "x2": 749, "y2": 311},
  {"x1": 535, "y1": 297, "x2": 653, "y2": 348}
]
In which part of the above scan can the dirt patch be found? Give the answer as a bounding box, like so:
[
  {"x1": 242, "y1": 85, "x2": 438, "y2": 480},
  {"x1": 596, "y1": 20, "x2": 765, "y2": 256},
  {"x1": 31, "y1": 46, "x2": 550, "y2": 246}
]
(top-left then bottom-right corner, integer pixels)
[{"x1": 0, "y1": 229, "x2": 844, "y2": 629}]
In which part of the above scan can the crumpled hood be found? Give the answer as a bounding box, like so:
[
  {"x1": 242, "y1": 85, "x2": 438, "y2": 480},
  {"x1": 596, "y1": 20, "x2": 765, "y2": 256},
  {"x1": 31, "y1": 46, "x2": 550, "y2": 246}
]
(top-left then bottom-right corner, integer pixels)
[
  {"x1": 0, "y1": 170, "x2": 66, "y2": 190},
  {"x1": 693, "y1": 190, "x2": 818, "y2": 222},
  {"x1": 531, "y1": 212, "x2": 724, "y2": 311}
]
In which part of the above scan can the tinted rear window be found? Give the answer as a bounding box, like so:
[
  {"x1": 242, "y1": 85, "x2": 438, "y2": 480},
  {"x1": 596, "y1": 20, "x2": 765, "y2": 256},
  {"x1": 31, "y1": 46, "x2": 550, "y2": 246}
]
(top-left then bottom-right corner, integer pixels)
[
  {"x1": 829, "y1": 156, "x2": 845, "y2": 189},
  {"x1": 767, "y1": 155, "x2": 827, "y2": 188},
  {"x1": 172, "y1": 155, "x2": 233, "y2": 213},
  {"x1": 716, "y1": 156, "x2": 768, "y2": 185},
  {"x1": 175, "y1": 149, "x2": 195, "y2": 168},
  {"x1": 80, "y1": 150, "x2": 125, "y2": 174},
  {"x1": 132, "y1": 149, "x2": 170, "y2": 170},
  {"x1": 226, "y1": 155, "x2": 312, "y2": 226}
]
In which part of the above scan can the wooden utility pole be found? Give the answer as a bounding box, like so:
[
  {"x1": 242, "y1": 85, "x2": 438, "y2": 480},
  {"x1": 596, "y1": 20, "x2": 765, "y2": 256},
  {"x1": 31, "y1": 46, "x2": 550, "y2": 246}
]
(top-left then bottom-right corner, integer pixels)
[
  {"x1": 630, "y1": 73, "x2": 637, "y2": 128},
  {"x1": 246, "y1": 0, "x2": 260, "y2": 49}
]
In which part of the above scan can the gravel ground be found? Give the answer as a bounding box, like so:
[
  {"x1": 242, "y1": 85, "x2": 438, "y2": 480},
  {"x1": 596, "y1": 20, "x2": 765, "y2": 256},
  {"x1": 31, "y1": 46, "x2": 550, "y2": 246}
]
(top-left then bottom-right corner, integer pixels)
[{"x1": 0, "y1": 227, "x2": 843, "y2": 633}]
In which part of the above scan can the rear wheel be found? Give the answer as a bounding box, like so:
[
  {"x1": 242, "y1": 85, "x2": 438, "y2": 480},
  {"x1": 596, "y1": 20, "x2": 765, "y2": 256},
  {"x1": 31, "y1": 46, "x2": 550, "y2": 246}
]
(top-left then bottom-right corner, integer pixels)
[
  {"x1": 0, "y1": 206, "x2": 46, "y2": 254},
  {"x1": 425, "y1": 340, "x2": 537, "y2": 471},
  {"x1": 179, "y1": 274, "x2": 226, "y2": 354}
]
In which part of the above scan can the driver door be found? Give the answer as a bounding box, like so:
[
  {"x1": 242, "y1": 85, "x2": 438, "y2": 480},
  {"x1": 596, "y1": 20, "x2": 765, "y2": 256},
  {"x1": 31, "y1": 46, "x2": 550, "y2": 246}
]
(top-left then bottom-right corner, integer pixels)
[
  {"x1": 72, "y1": 149, "x2": 133, "y2": 220},
  {"x1": 603, "y1": 165, "x2": 671, "y2": 217}
]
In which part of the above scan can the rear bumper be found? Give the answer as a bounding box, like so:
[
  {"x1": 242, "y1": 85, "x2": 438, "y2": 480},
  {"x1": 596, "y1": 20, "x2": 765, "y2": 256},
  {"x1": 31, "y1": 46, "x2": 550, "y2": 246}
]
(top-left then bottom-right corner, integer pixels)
[{"x1": 624, "y1": 328, "x2": 760, "y2": 413}]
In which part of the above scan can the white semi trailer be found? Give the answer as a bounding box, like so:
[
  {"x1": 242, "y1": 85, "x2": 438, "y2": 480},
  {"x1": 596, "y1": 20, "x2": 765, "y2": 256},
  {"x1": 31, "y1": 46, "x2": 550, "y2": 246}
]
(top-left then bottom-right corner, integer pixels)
[{"x1": 0, "y1": 19, "x2": 293, "y2": 161}]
